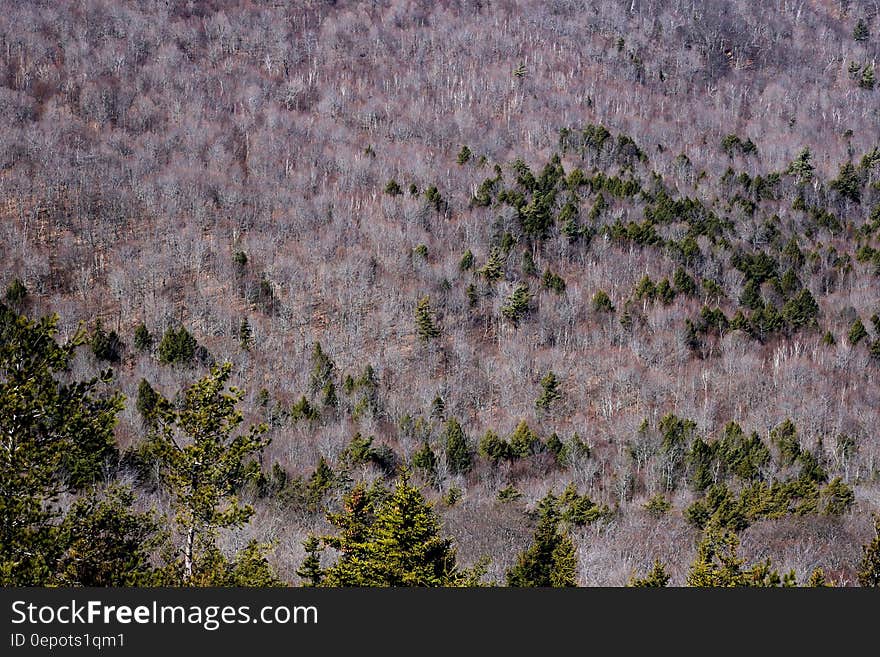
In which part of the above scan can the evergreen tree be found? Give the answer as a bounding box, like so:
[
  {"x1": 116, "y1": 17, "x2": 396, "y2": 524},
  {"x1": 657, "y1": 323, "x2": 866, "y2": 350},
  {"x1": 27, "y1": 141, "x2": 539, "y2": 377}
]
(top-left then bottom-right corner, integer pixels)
[
  {"x1": 629, "y1": 559, "x2": 671, "y2": 587},
  {"x1": 478, "y1": 429, "x2": 510, "y2": 464},
  {"x1": 456, "y1": 145, "x2": 472, "y2": 165},
  {"x1": 502, "y1": 283, "x2": 532, "y2": 325},
  {"x1": 296, "y1": 536, "x2": 324, "y2": 586},
  {"x1": 509, "y1": 420, "x2": 540, "y2": 457},
  {"x1": 592, "y1": 290, "x2": 615, "y2": 313},
  {"x1": 238, "y1": 318, "x2": 253, "y2": 351},
  {"x1": 478, "y1": 248, "x2": 506, "y2": 283},
  {"x1": 5, "y1": 278, "x2": 28, "y2": 305},
  {"x1": 309, "y1": 342, "x2": 335, "y2": 396},
  {"x1": 415, "y1": 296, "x2": 441, "y2": 341},
  {"x1": 831, "y1": 161, "x2": 862, "y2": 202},
  {"x1": 859, "y1": 64, "x2": 875, "y2": 90},
  {"x1": 0, "y1": 304, "x2": 123, "y2": 584},
  {"x1": 849, "y1": 318, "x2": 868, "y2": 346},
  {"x1": 535, "y1": 370, "x2": 562, "y2": 410},
  {"x1": 91, "y1": 320, "x2": 123, "y2": 363},
  {"x1": 133, "y1": 322, "x2": 153, "y2": 352},
  {"x1": 384, "y1": 179, "x2": 402, "y2": 196},
  {"x1": 686, "y1": 523, "x2": 796, "y2": 587},
  {"x1": 459, "y1": 249, "x2": 475, "y2": 272},
  {"x1": 321, "y1": 475, "x2": 465, "y2": 586},
  {"x1": 136, "y1": 378, "x2": 168, "y2": 429},
  {"x1": 143, "y1": 363, "x2": 269, "y2": 582},
  {"x1": 158, "y1": 326, "x2": 197, "y2": 366},
  {"x1": 507, "y1": 494, "x2": 578, "y2": 587},
  {"x1": 858, "y1": 514, "x2": 880, "y2": 587},
  {"x1": 412, "y1": 440, "x2": 438, "y2": 481},
  {"x1": 782, "y1": 289, "x2": 819, "y2": 329},
  {"x1": 788, "y1": 147, "x2": 815, "y2": 183},
  {"x1": 444, "y1": 418, "x2": 472, "y2": 475},
  {"x1": 853, "y1": 18, "x2": 870, "y2": 43},
  {"x1": 54, "y1": 486, "x2": 163, "y2": 586}
]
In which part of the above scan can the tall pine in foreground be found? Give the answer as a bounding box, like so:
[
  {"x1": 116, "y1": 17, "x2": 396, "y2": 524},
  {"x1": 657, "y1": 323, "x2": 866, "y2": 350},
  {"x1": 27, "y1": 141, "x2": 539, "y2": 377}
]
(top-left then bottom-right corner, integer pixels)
[
  {"x1": 143, "y1": 362, "x2": 272, "y2": 583},
  {"x1": 0, "y1": 304, "x2": 147, "y2": 585},
  {"x1": 858, "y1": 514, "x2": 880, "y2": 587}
]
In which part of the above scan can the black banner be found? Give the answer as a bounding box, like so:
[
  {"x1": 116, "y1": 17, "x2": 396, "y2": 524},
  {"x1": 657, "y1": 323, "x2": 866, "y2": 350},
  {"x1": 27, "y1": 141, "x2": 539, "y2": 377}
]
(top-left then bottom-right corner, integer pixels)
[{"x1": 0, "y1": 587, "x2": 874, "y2": 654}]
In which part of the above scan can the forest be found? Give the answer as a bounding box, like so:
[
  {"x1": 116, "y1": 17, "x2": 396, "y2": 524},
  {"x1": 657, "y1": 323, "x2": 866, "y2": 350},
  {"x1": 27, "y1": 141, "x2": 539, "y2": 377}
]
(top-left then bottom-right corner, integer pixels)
[{"x1": 2, "y1": 0, "x2": 880, "y2": 586}]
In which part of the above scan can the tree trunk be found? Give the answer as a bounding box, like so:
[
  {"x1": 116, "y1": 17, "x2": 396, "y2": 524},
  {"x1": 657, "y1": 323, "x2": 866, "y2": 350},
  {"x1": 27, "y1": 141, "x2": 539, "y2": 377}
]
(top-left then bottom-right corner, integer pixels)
[{"x1": 183, "y1": 525, "x2": 195, "y2": 582}]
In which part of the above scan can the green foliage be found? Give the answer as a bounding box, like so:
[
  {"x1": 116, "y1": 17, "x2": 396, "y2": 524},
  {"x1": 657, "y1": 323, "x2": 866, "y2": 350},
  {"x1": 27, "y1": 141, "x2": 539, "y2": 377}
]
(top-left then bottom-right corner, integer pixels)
[
  {"x1": 54, "y1": 486, "x2": 164, "y2": 586},
  {"x1": 415, "y1": 295, "x2": 441, "y2": 341},
  {"x1": 444, "y1": 418, "x2": 472, "y2": 475},
  {"x1": 424, "y1": 185, "x2": 445, "y2": 212},
  {"x1": 541, "y1": 268, "x2": 566, "y2": 294},
  {"x1": 787, "y1": 147, "x2": 815, "y2": 183},
  {"x1": 507, "y1": 494, "x2": 578, "y2": 587},
  {"x1": 384, "y1": 179, "x2": 402, "y2": 196},
  {"x1": 142, "y1": 362, "x2": 269, "y2": 582},
  {"x1": 686, "y1": 523, "x2": 796, "y2": 587},
  {"x1": 238, "y1": 318, "x2": 253, "y2": 351},
  {"x1": 136, "y1": 378, "x2": 168, "y2": 429},
  {"x1": 412, "y1": 440, "x2": 438, "y2": 481},
  {"x1": 413, "y1": 243, "x2": 429, "y2": 259},
  {"x1": 456, "y1": 145, "x2": 472, "y2": 165},
  {"x1": 497, "y1": 485, "x2": 523, "y2": 502},
  {"x1": 320, "y1": 474, "x2": 467, "y2": 586},
  {"x1": 133, "y1": 322, "x2": 153, "y2": 352},
  {"x1": 858, "y1": 514, "x2": 880, "y2": 587},
  {"x1": 296, "y1": 535, "x2": 324, "y2": 586},
  {"x1": 592, "y1": 289, "x2": 615, "y2": 313},
  {"x1": 309, "y1": 342, "x2": 335, "y2": 396},
  {"x1": 158, "y1": 326, "x2": 198, "y2": 366},
  {"x1": 509, "y1": 420, "x2": 540, "y2": 458},
  {"x1": 831, "y1": 161, "x2": 862, "y2": 203},
  {"x1": 853, "y1": 18, "x2": 870, "y2": 43},
  {"x1": 501, "y1": 283, "x2": 532, "y2": 325},
  {"x1": 629, "y1": 559, "x2": 671, "y2": 587},
  {"x1": 5, "y1": 278, "x2": 28, "y2": 305},
  {"x1": 290, "y1": 395, "x2": 319, "y2": 423},
  {"x1": 644, "y1": 493, "x2": 672, "y2": 516},
  {"x1": 0, "y1": 304, "x2": 123, "y2": 584},
  {"x1": 459, "y1": 249, "x2": 475, "y2": 271},
  {"x1": 91, "y1": 320, "x2": 123, "y2": 363},
  {"x1": 673, "y1": 267, "x2": 697, "y2": 296},
  {"x1": 478, "y1": 429, "x2": 510, "y2": 464},
  {"x1": 859, "y1": 64, "x2": 875, "y2": 90},
  {"x1": 535, "y1": 370, "x2": 562, "y2": 410},
  {"x1": 848, "y1": 318, "x2": 868, "y2": 345},
  {"x1": 782, "y1": 289, "x2": 819, "y2": 329},
  {"x1": 478, "y1": 248, "x2": 506, "y2": 283}
]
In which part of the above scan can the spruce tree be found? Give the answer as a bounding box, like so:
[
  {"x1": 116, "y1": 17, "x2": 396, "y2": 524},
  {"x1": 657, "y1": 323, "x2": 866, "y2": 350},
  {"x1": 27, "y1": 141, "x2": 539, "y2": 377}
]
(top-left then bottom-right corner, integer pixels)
[
  {"x1": 134, "y1": 322, "x2": 153, "y2": 352},
  {"x1": 535, "y1": 370, "x2": 562, "y2": 410},
  {"x1": 91, "y1": 320, "x2": 123, "y2": 363},
  {"x1": 238, "y1": 318, "x2": 253, "y2": 351},
  {"x1": 296, "y1": 536, "x2": 324, "y2": 586},
  {"x1": 507, "y1": 494, "x2": 578, "y2": 587},
  {"x1": 444, "y1": 418, "x2": 472, "y2": 475},
  {"x1": 592, "y1": 290, "x2": 615, "y2": 313},
  {"x1": 309, "y1": 342, "x2": 335, "y2": 396},
  {"x1": 853, "y1": 18, "x2": 870, "y2": 43},
  {"x1": 788, "y1": 147, "x2": 815, "y2": 183},
  {"x1": 849, "y1": 318, "x2": 868, "y2": 345},
  {"x1": 321, "y1": 475, "x2": 465, "y2": 586},
  {"x1": 509, "y1": 420, "x2": 540, "y2": 458},
  {"x1": 858, "y1": 514, "x2": 880, "y2": 587},
  {"x1": 158, "y1": 326, "x2": 197, "y2": 366},
  {"x1": 415, "y1": 296, "x2": 441, "y2": 341},
  {"x1": 502, "y1": 283, "x2": 532, "y2": 325},
  {"x1": 628, "y1": 559, "x2": 671, "y2": 587}
]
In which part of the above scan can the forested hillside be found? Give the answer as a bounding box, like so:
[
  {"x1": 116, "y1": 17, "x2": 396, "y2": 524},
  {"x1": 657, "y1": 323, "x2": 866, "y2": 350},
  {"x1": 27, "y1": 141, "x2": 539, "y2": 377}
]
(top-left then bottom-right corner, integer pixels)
[{"x1": 2, "y1": 0, "x2": 880, "y2": 586}]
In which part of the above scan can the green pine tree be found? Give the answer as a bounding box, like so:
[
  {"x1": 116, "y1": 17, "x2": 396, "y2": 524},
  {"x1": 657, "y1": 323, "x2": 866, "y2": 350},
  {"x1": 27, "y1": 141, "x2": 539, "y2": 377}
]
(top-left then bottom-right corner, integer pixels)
[
  {"x1": 502, "y1": 283, "x2": 532, "y2": 325},
  {"x1": 444, "y1": 418, "x2": 472, "y2": 475},
  {"x1": 507, "y1": 494, "x2": 578, "y2": 587},
  {"x1": 296, "y1": 536, "x2": 324, "y2": 586},
  {"x1": 858, "y1": 514, "x2": 880, "y2": 587},
  {"x1": 535, "y1": 371, "x2": 562, "y2": 410},
  {"x1": 853, "y1": 19, "x2": 870, "y2": 43},
  {"x1": 629, "y1": 559, "x2": 671, "y2": 587},
  {"x1": 143, "y1": 362, "x2": 269, "y2": 583},
  {"x1": 0, "y1": 304, "x2": 123, "y2": 584},
  {"x1": 415, "y1": 296, "x2": 441, "y2": 341},
  {"x1": 788, "y1": 147, "x2": 815, "y2": 183},
  {"x1": 134, "y1": 322, "x2": 153, "y2": 352},
  {"x1": 849, "y1": 318, "x2": 868, "y2": 346}
]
